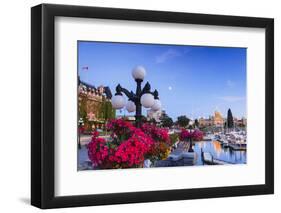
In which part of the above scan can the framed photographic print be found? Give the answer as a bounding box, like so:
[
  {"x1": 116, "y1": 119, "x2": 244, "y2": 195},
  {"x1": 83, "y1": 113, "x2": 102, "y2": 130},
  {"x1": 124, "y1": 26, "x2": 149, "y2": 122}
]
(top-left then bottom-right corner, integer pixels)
[{"x1": 31, "y1": 4, "x2": 274, "y2": 209}]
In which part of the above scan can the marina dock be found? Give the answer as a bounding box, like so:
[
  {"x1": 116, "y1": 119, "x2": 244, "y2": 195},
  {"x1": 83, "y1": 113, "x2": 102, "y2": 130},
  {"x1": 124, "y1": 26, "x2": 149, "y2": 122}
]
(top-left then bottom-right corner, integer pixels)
[{"x1": 201, "y1": 150, "x2": 234, "y2": 165}]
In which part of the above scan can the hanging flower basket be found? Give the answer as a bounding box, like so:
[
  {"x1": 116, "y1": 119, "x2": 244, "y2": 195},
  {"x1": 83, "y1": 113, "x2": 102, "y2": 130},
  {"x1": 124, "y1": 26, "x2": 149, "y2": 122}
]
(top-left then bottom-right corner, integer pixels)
[{"x1": 179, "y1": 129, "x2": 203, "y2": 142}]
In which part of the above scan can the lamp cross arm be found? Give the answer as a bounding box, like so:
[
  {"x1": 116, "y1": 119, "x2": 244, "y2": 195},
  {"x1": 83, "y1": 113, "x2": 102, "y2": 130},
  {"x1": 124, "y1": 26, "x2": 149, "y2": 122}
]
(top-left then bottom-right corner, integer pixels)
[
  {"x1": 140, "y1": 82, "x2": 151, "y2": 95},
  {"x1": 152, "y1": 89, "x2": 159, "y2": 99},
  {"x1": 115, "y1": 84, "x2": 135, "y2": 100}
]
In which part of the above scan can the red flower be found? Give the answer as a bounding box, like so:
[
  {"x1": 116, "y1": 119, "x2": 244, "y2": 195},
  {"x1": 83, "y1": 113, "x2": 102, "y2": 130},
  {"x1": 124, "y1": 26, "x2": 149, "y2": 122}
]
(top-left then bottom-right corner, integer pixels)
[
  {"x1": 78, "y1": 126, "x2": 85, "y2": 134},
  {"x1": 92, "y1": 130, "x2": 99, "y2": 138},
  {"x1": 191, "y1": 129, "x2": 204, "y2": 141},
  {"x1": 87, "y1": 119, "x2": 182, "y2": 169},
  {"x1": 141, "y1": 123, "x2": 170, "y2": 144},
  {"x1": 88, "y1": 119, "x2": 157, "y2": 169},
  {"x1": 179, "y1": 129, "x2": 203, "y2": 141},
  {"x1": 179, "y1": 129, "x2": 191, "y2": 141}
]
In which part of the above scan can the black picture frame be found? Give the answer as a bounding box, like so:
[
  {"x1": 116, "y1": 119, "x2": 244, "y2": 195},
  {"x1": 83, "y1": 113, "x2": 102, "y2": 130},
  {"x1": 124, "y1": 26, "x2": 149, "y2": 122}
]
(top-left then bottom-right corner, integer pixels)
[{"x1": 31, "y1": 3, "x2": 274, "y2": 209}]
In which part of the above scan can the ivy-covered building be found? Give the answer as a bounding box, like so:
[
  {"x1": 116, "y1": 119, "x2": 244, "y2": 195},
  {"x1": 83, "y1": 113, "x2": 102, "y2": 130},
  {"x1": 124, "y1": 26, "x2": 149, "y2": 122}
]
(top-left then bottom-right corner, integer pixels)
[{"x1": 78, "y1": 78, "x2": 115, "y2": 131}]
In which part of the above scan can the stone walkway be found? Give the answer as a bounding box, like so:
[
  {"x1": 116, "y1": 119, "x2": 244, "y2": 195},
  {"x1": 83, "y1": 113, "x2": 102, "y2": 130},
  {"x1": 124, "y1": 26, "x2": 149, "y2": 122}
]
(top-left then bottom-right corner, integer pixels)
[
  {"x1": 78, "y1": 146, "x2": 93, "y2": 170},
  {"x1": 79, "y1": 134, "x2": 110, "y2": 146},
  {"x1": 155, "y1": 142, "x2": 197, "y2": 167}
]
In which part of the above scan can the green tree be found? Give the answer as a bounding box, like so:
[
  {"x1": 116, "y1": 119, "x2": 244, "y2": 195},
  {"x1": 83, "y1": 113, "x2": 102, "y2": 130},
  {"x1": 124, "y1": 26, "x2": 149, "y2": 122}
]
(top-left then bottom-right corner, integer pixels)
[
  {"x1": 160, "y1": 113, "x2": 174, "y2": 128},
  {"x1": 227, "y1": 108, "x2": 234, "y2": 129},
  {"x1": 102, "y1": 100, "x2": 116, "y2": 120},
  {"x1": 194, "y1": 119, "x2": 199, "y2": 128},
  {"x1": 177, "y1": 115, "x2": 190, "y2": 128},
  {"x1": 79, "y1": 97, "x2": 88, "y2": 123},
  {"x1": 149, "y1": 118, "x2": 157, "y2": 125}
]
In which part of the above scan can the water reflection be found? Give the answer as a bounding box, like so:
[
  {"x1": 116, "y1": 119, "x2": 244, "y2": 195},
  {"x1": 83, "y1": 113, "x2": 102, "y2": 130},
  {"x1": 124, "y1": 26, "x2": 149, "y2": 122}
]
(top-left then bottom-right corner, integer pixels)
[{"x1": 193, "y1": 141, "x2": 247, "y2": 165}]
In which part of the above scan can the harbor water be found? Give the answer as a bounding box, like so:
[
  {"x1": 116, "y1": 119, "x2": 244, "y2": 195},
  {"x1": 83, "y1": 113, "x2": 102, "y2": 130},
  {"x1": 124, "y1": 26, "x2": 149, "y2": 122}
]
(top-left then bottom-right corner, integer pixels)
[{"x1": 194, "y1": 140, "x2": 247, "y2": 165}]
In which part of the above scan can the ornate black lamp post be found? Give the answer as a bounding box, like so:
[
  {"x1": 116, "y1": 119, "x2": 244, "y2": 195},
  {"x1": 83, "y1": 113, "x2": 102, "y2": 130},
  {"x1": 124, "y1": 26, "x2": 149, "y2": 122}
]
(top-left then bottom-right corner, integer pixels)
[
  {"x1": 78, "y1": 117, "x2": 84, "y2": 149},
  {"x1": 188, "y1": 120, "x2": 194, "y2": 152},
  {"x1": 111, "y1": 66, "x2": 162, "y2": 128}
]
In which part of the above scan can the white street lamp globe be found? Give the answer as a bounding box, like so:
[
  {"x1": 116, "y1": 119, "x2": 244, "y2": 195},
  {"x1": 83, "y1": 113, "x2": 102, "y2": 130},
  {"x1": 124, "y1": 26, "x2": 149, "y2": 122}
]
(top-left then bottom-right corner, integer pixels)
[
  {"x1": 111, "y1": 95, "x2": 126, "y2": 109},
  {"x1": 132, "y1": 66, "x2": 146, "y2": 80},
  {"x1": 151, "y1": 99, "x2": 161, "y2": 111},
  {"x1": 126, "y1": 100, "x2": 136, "y2": 112},
  {"x1": 140, "y1": 93, "x2": 155, "y2": 108}
]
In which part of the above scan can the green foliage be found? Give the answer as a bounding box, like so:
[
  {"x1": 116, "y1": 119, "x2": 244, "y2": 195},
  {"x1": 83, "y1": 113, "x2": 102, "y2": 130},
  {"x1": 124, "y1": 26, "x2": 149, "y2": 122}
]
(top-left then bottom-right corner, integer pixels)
[
  {"x1": 227, "y1": 108, "x2": 234, "y2": 128},
  {"x1": 194, "y1": 119, "x2": 199, "y2": 128},
  {"x1": 79, "y1": 97, "x2": 88, "y2": 123},
  {"x1": 177, "y1": 115, "x2": 190, "y2": 127},
  {"x1": 160, "y1": 113, "x2": 173, "y2": 128},
  {"x1": 149, "y1": 118, "x2": 157, "y2": 125},
  {"x1": 101, "y1": 99, "x2": 116, "y2": 120},
  {"x1": 169, "y1": 133, "x2": 179, "y2": 145}
]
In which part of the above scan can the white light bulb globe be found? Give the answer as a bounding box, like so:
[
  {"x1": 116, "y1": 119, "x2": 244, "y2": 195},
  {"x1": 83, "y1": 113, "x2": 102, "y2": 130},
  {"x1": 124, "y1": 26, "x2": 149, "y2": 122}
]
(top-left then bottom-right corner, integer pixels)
[
  {"x1": 111, "y1": 95, "x2": 126, "y2": 109},
  {"x1": 140, "y1": 93, "x2": 155, "y2": 108},
  {"x1": 151, "y1": 99, "x2": 161, "y2": 111},
  {"x1": 126, "y1": 100, "x2": 136, "y2": 112},
  {"x1": 132, "y1": 66, "x2": 146, "y2": 80}
]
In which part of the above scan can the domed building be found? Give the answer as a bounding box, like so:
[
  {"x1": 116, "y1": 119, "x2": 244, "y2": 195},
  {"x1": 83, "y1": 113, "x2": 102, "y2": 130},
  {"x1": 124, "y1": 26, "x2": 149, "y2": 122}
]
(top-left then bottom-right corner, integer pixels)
[{"x1": 213, "y1": 111, "x2": 224, "y2": 127}]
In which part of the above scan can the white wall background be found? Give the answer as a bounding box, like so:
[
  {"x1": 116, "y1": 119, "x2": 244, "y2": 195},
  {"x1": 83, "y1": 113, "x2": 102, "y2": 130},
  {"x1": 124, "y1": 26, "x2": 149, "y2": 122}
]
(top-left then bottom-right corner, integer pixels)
[{"x1": 0, "y1": 0, "x2": 279, "y2": 212}]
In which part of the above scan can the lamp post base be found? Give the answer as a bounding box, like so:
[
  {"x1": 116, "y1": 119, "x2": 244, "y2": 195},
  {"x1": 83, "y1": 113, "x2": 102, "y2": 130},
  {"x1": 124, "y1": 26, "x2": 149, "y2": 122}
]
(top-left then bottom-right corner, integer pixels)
[
  {"x1": 78, "y1": 133, "x2": 82, "y2": 149},
  {"x1": 135, "y1": 115, "x2": 142, "y2": 128},
  {"x1": 188, "y1": 139, "x2": 194, "y2": 152}
]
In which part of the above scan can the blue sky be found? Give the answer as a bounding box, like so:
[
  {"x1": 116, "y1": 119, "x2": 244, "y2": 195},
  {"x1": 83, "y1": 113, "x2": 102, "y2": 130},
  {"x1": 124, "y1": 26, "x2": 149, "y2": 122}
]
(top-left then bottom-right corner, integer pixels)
[{"x1": 78, "y1": 41, "x2": 246, "y2": 121}]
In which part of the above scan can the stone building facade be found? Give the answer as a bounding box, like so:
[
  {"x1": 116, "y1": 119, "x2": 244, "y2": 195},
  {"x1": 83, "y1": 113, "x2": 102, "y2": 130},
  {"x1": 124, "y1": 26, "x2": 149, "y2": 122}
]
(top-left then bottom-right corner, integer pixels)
[
  {"x1": 199, "y1": 111, "x2": 224, "y2": 128},
  {"x1": 198, "y1": 111, "x2": 246, "y2": 128},
  {"x1": 78, "y1": 79, "x2": 115, "y2": 131},
  {"x1": 213, "y1": 111, "x2": 224, "y2": 127}
]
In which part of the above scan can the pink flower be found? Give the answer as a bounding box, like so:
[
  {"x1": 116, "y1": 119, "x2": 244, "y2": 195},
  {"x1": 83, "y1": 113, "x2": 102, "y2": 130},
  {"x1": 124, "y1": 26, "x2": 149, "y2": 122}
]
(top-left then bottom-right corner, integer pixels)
[
  {"x1": 179, "y1": 129, "x2": 191, "y2": 141},
  {"x1": 179, "y1": 129, "x2": 203, "y2": 141},
  {"x1": 191, "y1": 129, "x2": 203, "y2": 141},
  {"x1": 78, "y1": 126, "x2": 85, "y2": 134},
  {"x1": 141, "y1": 123, "x2": 170, "y2": 144},
  {"x1": 87, "y1": 119, "x2": 186, "y2": 169},
  {"x1": 92, "y1": 131, "x2": 99, "y2": 138}
]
